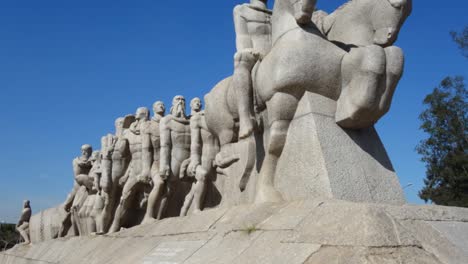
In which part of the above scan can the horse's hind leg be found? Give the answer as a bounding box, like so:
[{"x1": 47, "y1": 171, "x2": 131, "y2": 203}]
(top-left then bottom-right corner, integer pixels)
[
  {"x1": 336, "y1": 45, "x2": 386, "y2": 128},
  {"x1": 378, "y1": 46, "x2": 404, "y2": 115},
  {"x1": 255, "y1": 92, "x2": 300, "y2": 204}
]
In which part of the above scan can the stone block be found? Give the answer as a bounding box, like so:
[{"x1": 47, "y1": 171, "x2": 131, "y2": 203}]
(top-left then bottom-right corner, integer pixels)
[{"x1": 275, "y1": 92, "x2": 405, "y2": 205}]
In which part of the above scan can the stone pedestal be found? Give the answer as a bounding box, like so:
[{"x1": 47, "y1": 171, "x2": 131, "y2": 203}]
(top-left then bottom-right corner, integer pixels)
[
  {"x1": 4, "y1": 200, "x2": 468, "y2": 264},
  {"x1": 275, "y1": 92, "x2": 405, "y2": 205}
]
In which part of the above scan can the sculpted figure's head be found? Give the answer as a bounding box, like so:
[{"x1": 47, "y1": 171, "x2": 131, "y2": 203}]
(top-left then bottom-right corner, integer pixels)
[
  {"x1": 81, "y1": 144, "x2": 92, "y2": 159},
  {"x1": 170, "y1": 95, "x2": 187, "y2": 118},
  {"x1": 115, "y1": 117, "x2": 125, "y2": 136},
  {"x1": 135, "y1": 107, "x2": 150, "y2": 121},
  {"x1": 153, "y1": 101, "x2": 165, "y2": 116},
  {"x1": 23, "y1": 200, "x2": 30, "y2": 208},
  {"x1": 190, "y1": 97, "x2": 202, "y2": 114}
]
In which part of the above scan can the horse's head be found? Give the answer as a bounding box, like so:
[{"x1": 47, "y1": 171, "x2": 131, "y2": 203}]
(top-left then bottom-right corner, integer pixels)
[{"x1": 371, "y1": 0, "x2": 412, "y2": 47}]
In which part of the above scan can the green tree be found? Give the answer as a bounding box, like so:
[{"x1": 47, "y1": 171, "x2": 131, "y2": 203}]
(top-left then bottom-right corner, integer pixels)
[
  {"x1": 417, "y1": 76, "x2": 468, "y2": 206},
  {"x1": 450, "y1": 26, "x2": 468, "y2": 58},
  {"x1": 0, "y1": 223, "x2": 20, "y2": 251}
]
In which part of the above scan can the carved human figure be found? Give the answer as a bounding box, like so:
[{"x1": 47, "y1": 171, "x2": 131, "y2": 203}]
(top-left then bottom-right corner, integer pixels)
[
  {"x1": 109, "y1": 107, "x2": 152, "y2": 233},
  {"x1": 142, "y1": 101, "x2": 166, "y2": 223},
  {"x1": 180, "y1": 98, "x2": 219, "y2": 216},
  {"x1": 156, "y1": 96, "x2": 191, "y2": 218},
  {"x1": 59, "y1": 144, "x2": 93, "y2": 237},
  {"x1": 16, "y1": 200, "x2": 32, "y2": 244},
  {"x1": 95, "y1": 116, "x2": 134, "y2": 234},
  {"x1": 205, "y1": 0, "x2": 411, "y2": 204},
  {"x1": 63, "y1": 144, "x2": 93, "y2": 209},
  {"x1": 69, "y1": 150, "x2": 102, "y2": 236},
  {"x1": 232, "y1": 0, "x2": 272, "y2": 139},
  {"x1": 76, "y1": 150, "x2": 102, "y2": 235}
]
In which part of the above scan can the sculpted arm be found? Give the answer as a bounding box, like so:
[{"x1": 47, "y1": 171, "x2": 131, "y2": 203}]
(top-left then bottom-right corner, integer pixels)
[
  {"x1": 72, "y1": 159, "x2": 81, "y2": 179},
  {"x1": 234, "y1": 5, "x2": 253, "y2": 52},
  {"x1": 188, "y1": 117, "x2": 202, "y2": 175},
  {"x1": 140, "y1": 123, "x2": 153, "y2": 181},
  {"x1": 112, "y1": 137, "x2": 130, "y2": 182},
  {"x1": 159, "y1": 118, "x2": 171, "y2": 179}
]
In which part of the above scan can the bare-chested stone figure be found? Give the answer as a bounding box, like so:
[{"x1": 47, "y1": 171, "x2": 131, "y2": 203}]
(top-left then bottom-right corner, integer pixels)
[
  {"x1": 109, "y1": 107, "x2": 152, "y2": 233},
  {"x1": 16, "y1": 200, "x2": 32, "y2": 244},
  {"x1": 59, "y1": 144, "x2": 93, "y2": 237},
  {"x1": 96, "y1": 116, "x2": 134, "y2": 234},
  {"x1": 232, "y1": 0, "x2": 272, "y2": 139},
  {"x1": 64, "y1": 144, "x2": 93, "y2": 208},
  {"x1": 142, "y1": 101, "x2": 166, "y2": 223},
  {"x1": 180, "y1": 98, "x2": 219, "y2": 216},
  {"x1": 151, "y1": 96, "x2": 191, "y2": 218}
]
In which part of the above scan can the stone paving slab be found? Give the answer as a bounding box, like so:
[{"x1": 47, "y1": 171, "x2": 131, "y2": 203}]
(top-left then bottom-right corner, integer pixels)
[{"x1": 3, "y1": 199, "x2": 468, "y2": 264}]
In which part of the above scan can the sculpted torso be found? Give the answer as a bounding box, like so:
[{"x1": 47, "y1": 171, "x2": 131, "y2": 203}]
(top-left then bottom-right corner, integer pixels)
[
  {"x1": 148, "y1": 119, "x2": 161, "y2": 162},
  {"x1": 73, "y1": 157, "x2": 92, "y2": 177},
  {"x1": 125, "y1": 122, "x2": 149, "y2": 176},
  {"x1": 194, "y1": 113, "x2": 218, "y2": 163},
  {"x1": 167, "y1": 117, "x2": 191, "y2": 159},
  {"x1": 235, "y1": 4, "x2": 272, "y2": 55}
]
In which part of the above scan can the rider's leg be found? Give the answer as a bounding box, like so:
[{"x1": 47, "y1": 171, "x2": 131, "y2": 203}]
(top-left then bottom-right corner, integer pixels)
[{"x1": 233, "y1": 50, "x2": 258, "y2": 139}]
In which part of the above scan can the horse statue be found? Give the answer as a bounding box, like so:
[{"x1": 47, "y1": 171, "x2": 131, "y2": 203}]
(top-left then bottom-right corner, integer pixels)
[{"x1": 204, "y1": 0, "x2": 412, "y2": 204}]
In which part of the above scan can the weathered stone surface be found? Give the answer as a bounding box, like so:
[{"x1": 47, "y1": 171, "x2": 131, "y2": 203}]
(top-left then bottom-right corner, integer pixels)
[
  {"x1": 232, "y1": 231, "x2": 321, "y2": 264},
  {"x1": 143, "y1": 240, "x2": 207, "y2": 264},
  {"x1": 4, "y1": 199, "x2": 468, "y2": 264},
  {"x1": 29, "y1": 206, "x2": 66, "y2": 243},
  {"x1": 276, "y1": 93, "x2": 405, "y2": 205},
  {"x1": 304, "y1": 246, "x2": 442, "y2": 264}
]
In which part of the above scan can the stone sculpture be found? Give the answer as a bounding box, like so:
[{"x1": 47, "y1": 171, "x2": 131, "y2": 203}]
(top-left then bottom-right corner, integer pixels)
[
  {"x1": 67, "y1": 150, "x2": 102, "y2": 236},
  {"x1": 157, "y1": 95, "x2": 191, "y2": 217},
  {"x1": 96, "y1": 115, "x2": 136, "y2": 234},
  {"x1": 59, "y1": 144, "x2": 93, "y2": 237},
  {"x1": 16, "y1": 200, "x2": 32, "y2": 244},
  {"x1": 109, "y1": 107, "x2": 152, "y2": 233},
  {"x1": 142, "y1": 101, "x2": 166, "y2": 223},
  {"x1": 232, "y1": 0, "x2": 272, "y2": 139},
  {"x1": 180, "y1": 98, "x2": 219, "y2": 216},
  {"x1": 74, "y1": 150, "x2": 102, "y2": 235},
  {"x1": 205, "y1": 0, "x2": 412, "y2": 204},
  {"x1": 23, "y1": 0, "x2": 414, "y2": 244}
]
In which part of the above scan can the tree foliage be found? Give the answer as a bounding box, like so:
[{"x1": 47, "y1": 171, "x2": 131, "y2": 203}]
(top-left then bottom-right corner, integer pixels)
[
  {"x1": 0, "y1": 223, "x2": 20, "y2": 251},
  {"x1": 450, "y1": 26, "x2": 468, "y2": 58},
  {"x1": 417, "y1": 76, "x2": 468, "y2": 206}
]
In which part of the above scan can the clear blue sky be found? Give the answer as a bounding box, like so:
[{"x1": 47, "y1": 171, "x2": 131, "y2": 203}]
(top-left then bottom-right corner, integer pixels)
[{"x1": 0, "y1": 0, "x2": 467, "y2": 223}]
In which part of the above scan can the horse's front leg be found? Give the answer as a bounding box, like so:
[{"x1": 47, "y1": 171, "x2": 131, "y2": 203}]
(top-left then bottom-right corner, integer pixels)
[
  {"x1": 255, "y1": 92, "x2": 300, "y2": 204},
  {"x1": 294, "y1": 0, "x2": 317, "y2": 25},
  {"x1": 336, "y1": 45, "x2": 387, "y2": 129},
  {"x1": 379, "y1": 46, "x2": 404, "y2": 115}
]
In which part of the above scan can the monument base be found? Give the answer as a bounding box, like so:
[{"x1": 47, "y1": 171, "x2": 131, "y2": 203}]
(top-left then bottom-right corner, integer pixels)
[
  {"x1": 3, "y1": 199, "x2": 468, "y2": 264},
  {"x1": 276, "y1": 92, "x2": 405, "y2": 204}
]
